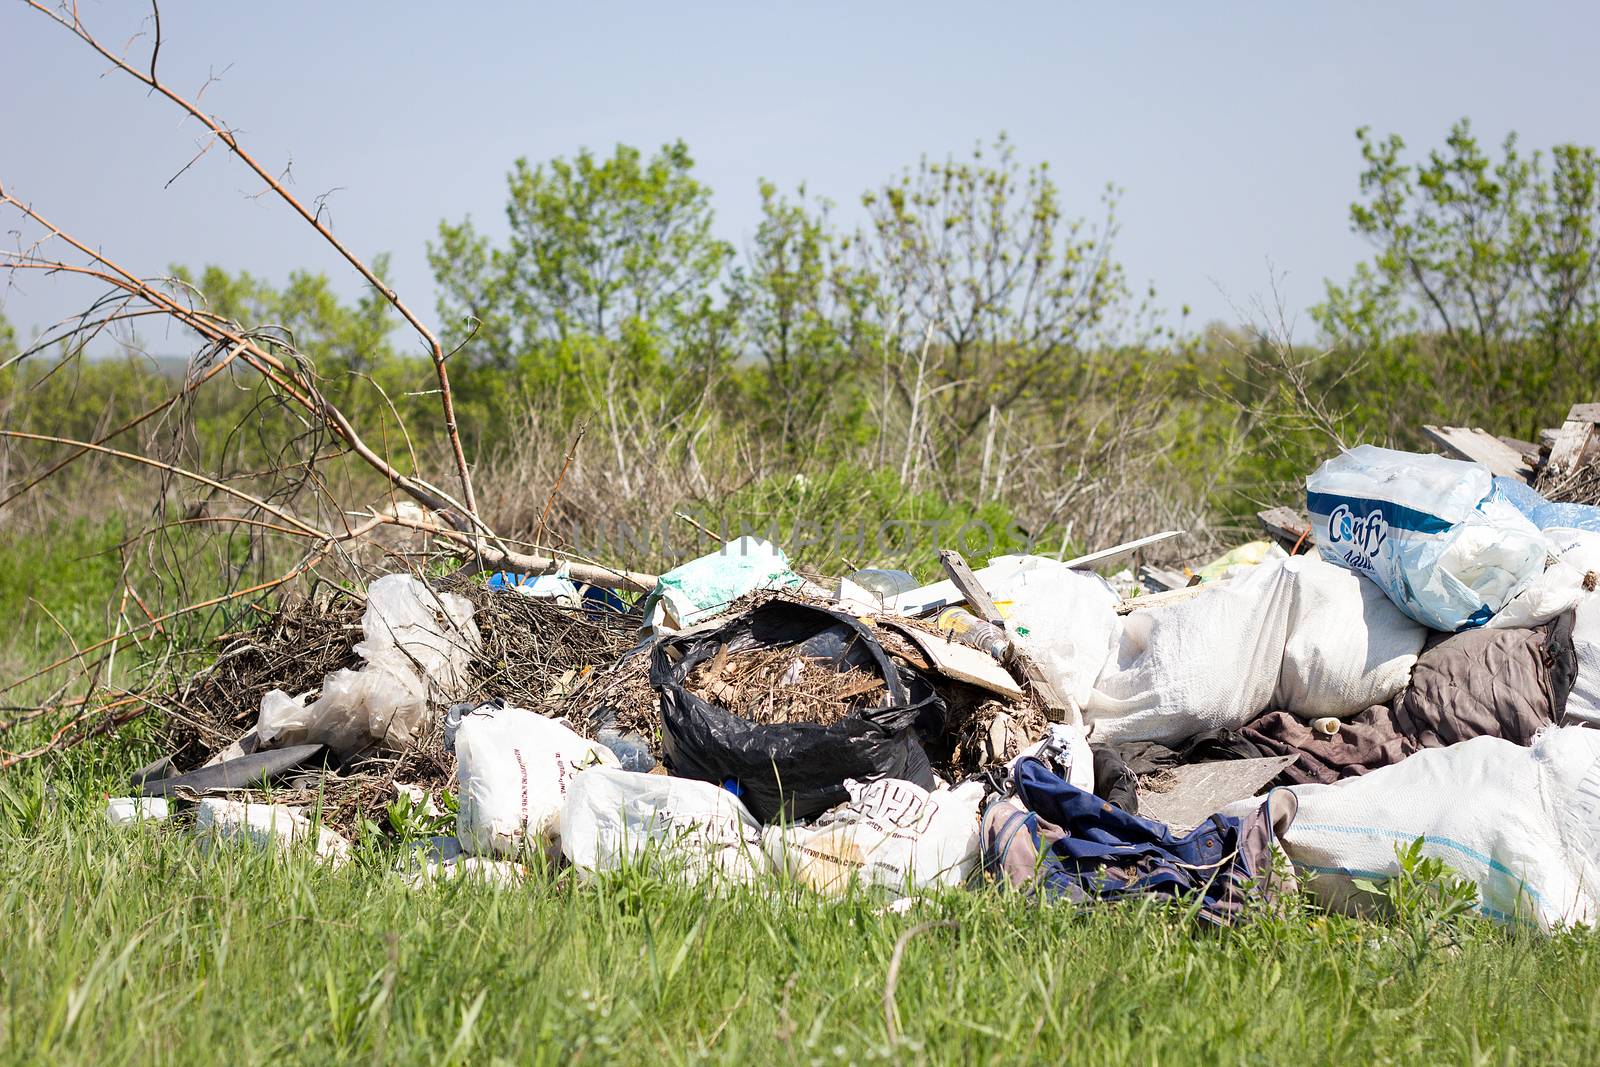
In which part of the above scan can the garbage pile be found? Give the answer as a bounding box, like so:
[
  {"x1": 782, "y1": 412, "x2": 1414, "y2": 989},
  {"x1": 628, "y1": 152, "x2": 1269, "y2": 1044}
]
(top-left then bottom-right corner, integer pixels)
[{"x1": 106, "y1": 423, "x2": 1600, "y2": 931}]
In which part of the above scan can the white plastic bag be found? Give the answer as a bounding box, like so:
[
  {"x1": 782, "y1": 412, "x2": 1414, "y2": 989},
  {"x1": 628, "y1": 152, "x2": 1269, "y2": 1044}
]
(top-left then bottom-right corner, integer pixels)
[
  {"x1": 1570, "y1": 598, "x2": 1600, "y2": 728},
  {"x1": 402, "y1": 837, "x2": 527, "y2": 887},
  {"x1": 259, "y1": 575, "x2": 481, "y2": 757},
  {"x1": 1307, "y1": 445, "x2": 1550, "y2": 631},
  {"x1": 763, "y1": 778, "x2": 984, "y2": 895},
  {"x1": 642, "y1": 536, "x2": 803, "y2": 633},
  {"x1": 452, "y1": 703, "x2": 618, "y2": 859},
  {"x1": 1087, "y1": 556, "x2": 1424, "y2": 744},
  {"x1": 105, "y1": 796, "x2": 169, "y2": 827},
  {"x1": 193, "y1": 798, "x2": 351, "y2": 865},
  {"x1": 1010, "y1": 723, "x2": 1095, "y2": 792},
  {"x1": 1541, "y1": 531, "x2": 1600, "y2": 726},
  {"x1": 982, "y1": 555, "x2": 1121, "y2": 711},
  {"x1": 1275, "y1": 726, "x2": 1600, "y2": 930},
  {"x1": 1273, "y1": 556, "x2": 1427, "y2": 718},
  {"x1": 559, "y1": 766, "x2": 769, "y2": 884}
]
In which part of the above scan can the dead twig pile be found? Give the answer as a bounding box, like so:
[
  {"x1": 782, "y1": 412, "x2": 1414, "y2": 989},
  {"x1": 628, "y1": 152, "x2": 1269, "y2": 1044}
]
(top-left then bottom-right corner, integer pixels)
[
  {"x1": 688, "y1": 645, "x2": 886, "y2": 727},
  {"x1": 150, "y1": 585, "x2": 366, "y2": 770}
]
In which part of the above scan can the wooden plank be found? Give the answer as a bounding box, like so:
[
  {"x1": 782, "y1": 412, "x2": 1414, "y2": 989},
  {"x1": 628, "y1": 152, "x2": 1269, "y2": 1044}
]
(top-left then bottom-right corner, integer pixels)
[
  {"x1": 1257, "y1": 507, "x2": 1313, "y2": 551},
  {"x1": 1421, "y1": 425, "x2": 1534, "y2": 481},
  {"x1": 1138, "y1": 565, "x2": 1189, "y2": 592},
  {"x1": 937, "y1": 549, "x2": 1002, "y2": 625},
  {"x1": 1497, "y1": 435, "x2": 1540, "y2": 461},
  {"x1": 1059, "y1": 530, "x2": 1184, "y2": 572},
  {"x1": 1005, "y1": 645, "x2": 1076, "y2": 723},
  {"x1": 881, "y1": 622, "x2": 1024, "y2": 701},
  {"x1": 1116, "y1": 580, "x2": 1228, "y2": 615},
  {"x1": 1548, "y1": 417, "x2": 1598, "y2": 475},
  {"x1": 1567, "y1": 403, "x2": 1600, "y2": 424}
]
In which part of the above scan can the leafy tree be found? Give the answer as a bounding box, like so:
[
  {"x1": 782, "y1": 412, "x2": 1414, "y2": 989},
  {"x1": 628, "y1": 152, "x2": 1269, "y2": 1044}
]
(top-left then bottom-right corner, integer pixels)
[
  {"x1": 429, "y1": 141, "x2": 734, "y2": 378},
  {"x1": 1318, "y1": 119, "x2": 1600, "y2": 435},
  {"x1": 858, "y1": 135, "x2": 1151, "y2": 486},
  {"x1": 731, "y1": 182, "x2": 877, "y2": 454},
  {"x1": 169, "y1": 259, "x2": 399, "y2": 378}
]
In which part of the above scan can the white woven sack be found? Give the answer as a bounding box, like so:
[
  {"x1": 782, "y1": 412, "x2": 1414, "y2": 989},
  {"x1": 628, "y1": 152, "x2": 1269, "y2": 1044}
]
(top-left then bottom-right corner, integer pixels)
[{"x1": 1278, "y1": 726, "x2": 1600, "y2": 930}]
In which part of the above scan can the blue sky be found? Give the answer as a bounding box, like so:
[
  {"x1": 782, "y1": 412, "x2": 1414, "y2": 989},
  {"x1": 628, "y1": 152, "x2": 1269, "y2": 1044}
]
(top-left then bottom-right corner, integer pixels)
[{"x1": 2, "y1": 1, "x2": 1593, "y2": 354}]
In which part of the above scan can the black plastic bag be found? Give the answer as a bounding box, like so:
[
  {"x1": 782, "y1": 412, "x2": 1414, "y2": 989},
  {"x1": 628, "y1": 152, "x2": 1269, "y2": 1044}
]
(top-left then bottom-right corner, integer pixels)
[{"x1": 651, "y1": 599, "x2": 941, "y2": 822}]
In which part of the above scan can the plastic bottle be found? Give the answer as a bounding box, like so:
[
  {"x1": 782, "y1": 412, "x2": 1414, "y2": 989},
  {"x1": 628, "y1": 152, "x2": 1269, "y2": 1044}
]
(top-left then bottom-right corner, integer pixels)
[{"x1": 933, "y1": 607, "x2": 1011, "y2": 660}]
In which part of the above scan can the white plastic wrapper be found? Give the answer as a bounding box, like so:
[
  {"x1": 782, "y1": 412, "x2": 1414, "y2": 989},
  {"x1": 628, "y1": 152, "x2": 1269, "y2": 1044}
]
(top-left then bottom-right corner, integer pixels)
[
  {"x1": 193, "y1": 798, "x2": 351, "y2": 865},
  {"x1": 105, "y1": 796, "x2": 170, "y2": 827},
  {"x1": 452, "y1": 703, "x2": 618, "y2": 860},
  {"x1": 763, "y1": 778, "x2": 984, "y2": 895},
  {"x1": 258, "y1": 574, "x2": 480, "y2": 757},
  {"x1": 559, "y1": 766, "x2": 769, "y2": 885},
  {"x1": 1307, "y1": 445, "x2": 1550, "y2": 631},
  {"x1": 402, "y1": 837, "x2": 527, "y2": 887}
]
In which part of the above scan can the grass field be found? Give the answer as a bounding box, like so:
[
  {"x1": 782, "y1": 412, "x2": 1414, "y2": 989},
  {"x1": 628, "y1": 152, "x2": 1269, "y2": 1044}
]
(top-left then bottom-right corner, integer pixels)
[{"x1": 3, "y1": 762, "x2": 1600, "y2": 1066}]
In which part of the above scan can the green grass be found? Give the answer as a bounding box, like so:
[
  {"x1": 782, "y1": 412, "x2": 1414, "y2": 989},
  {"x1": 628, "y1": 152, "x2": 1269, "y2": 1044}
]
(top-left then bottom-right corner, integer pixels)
[{"x1": 2, "y1": 766, "x2": 1600, "y2": 1066}]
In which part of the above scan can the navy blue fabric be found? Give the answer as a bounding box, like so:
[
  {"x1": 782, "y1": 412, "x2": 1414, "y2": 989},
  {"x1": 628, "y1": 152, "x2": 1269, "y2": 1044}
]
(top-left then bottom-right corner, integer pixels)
[{"x1": 991, "y1": 757, "x2": 1272, "y2": 922}]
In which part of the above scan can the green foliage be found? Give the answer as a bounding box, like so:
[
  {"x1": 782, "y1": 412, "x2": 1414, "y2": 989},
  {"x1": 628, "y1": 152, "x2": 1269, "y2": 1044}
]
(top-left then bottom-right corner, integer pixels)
[
  {"x1": 860, "y1": 135, "x2": 1151, "y2": 454},
  {"x1": 1353, "y1": 838, "x2": 1485, "y2": 971},
  {"x1": 706, "y1": 463, "x2": 1042, "y2": 578},
  {"x1": 430, "y1": 141, "x2": 734, "y2": 375},
  {"x1": 384, "y1": 789, "x2": 457, "y2": 844},
  {"x1": 0, "y1": 769, "x2": 46, "y2": 837},
  {"x1": 1319, "y1": 118, "x2": 1600, "y2": 437},
  {"x1": 170, "y1": 258, "x2": 402, "y2": 378},
  {"x1": 730, "y1": 182, "x2": 879, "y2": 454}
]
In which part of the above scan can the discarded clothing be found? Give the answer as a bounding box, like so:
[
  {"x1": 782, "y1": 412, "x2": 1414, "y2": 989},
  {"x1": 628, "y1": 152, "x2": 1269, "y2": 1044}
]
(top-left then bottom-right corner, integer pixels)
[
  {"x1": 1239, "y1": 706, "x2": 1416, "y2": 786},
  {"x1": 1240, "y1": 615, "x2": 1580, "y2": 785},
  {"x1": 1092, "y1": 730, "x2": 1268, "y2": 814},
  {"x1": 981, "y1": 756, "x2": 1295, "y2": 925}
]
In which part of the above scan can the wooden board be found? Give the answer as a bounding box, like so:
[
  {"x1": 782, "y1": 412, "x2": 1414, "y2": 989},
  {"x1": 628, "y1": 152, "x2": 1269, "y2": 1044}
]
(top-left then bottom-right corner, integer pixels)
[
  {"x1": 881, "y1": 622, "x2": 1024, "y2": 701},
  {"x1": 1497, "y1": 436, "x2": 1541, "y2": 462},
  {"x1": 1422, "y1": 425, "x2": 1535, "y2": 482},
  {"x1": 1135, "y1": 756, "x2": 1298, "y2": 831},
  {"x1": 1547, "y1": 403, "x2": 1600, "y2": 475},
  {"x1": 937, "y1": 549, "x2": 1001, "y2": 625},
  {"x1": 1257, "y1": 507, "x2": 1313, "y2": 551}
]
